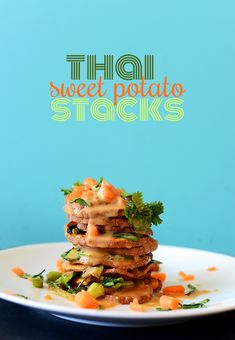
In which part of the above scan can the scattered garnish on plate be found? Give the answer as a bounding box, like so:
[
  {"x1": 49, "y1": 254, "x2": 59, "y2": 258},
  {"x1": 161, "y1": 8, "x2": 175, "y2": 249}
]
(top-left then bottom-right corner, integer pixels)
[
  {"x1": 179, "y1": 299, "x2": 210, "y2": 309},
  {"x1": 178, "y1": 271, "x2": 195, "y2": 281},
  {"x1": 14, "y1": 294, "x2": 28, "y2": 300},
  {"x1": 185, "y1": 284, "x2": 197, "y2": 295},
  {"x1": 208, "y1": 267, "x2": 218, "y2": 271}
]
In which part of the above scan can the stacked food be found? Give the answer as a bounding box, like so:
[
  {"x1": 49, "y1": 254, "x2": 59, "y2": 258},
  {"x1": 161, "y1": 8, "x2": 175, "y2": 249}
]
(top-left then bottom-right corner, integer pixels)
[{"x1": 55, "y1": 177, "x2": 164, "y2": 305}]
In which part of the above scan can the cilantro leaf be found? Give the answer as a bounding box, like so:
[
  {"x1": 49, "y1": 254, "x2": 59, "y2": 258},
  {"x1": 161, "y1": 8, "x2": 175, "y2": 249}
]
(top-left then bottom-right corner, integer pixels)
[
  {"x1": 93, "y1": 177, "x2": 104, "y2": 191},
  {"x1": 131, "y1": 192, "x2": 144, "y2": 212},
  {"x1": 20, "y1": 269, "x2": 45, "y2": 280},
  {"x1": 185, "y1": 284, "x2": 197, "y2": 295},
  {"x1": 61, "y1": 188, "x2": 72, "y2": 196},
  {"x1": 180, "y1": 299, "x2": 210, "y2": 309},
  {"x1": 124, "y1": 192, "x2": 164, "y2": 230},
  {"x1": 70, "y1": 198, "x2": 89, "y2": 206},
  {"x1": 73, "y1": 181, "x2": 81, "y2": 186}
]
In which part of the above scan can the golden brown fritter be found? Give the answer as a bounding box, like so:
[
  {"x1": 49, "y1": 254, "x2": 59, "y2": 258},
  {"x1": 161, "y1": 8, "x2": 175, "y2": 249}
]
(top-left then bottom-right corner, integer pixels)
[
  {"x1": 74, "y1": 239, "x2": 157, "y2": 257},
  {"x1": 62, "y1": 254, "x2": 151, "y2": 270},
  {"x1": 67, "y1": 215, "x2": 131, "y2": 227},
  {"x1": 103, "y1": 262, "x2": 160, "y2": 279},
  {"x1": 65, "y1": 229, "x2": 156, "y2": 249},
  {"x1": 75, "y1": 223, "x2": 153, "y2": 236}
]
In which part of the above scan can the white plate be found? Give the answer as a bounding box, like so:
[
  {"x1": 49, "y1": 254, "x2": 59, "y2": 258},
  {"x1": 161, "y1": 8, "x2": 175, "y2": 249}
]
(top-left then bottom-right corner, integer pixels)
[{"x1": 0, "y1": 242, "x2": 234, "y2": 327}]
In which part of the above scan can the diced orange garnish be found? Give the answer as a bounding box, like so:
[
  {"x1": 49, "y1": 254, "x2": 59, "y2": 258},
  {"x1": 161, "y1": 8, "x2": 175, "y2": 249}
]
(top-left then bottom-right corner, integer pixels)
[
  {"x1": 67, "y1": 185, "x2": 84, "y2": 202},
  {"x1": 11, "y1": 267, "x2": 25, "y2": 276},
  {"x1": 44, "y1": 294, "x2": 52, "y2": 300},
  {"x1": 98, "y1": 180, "x2": 117, "y2": 202},
  {"x1": 150, "y1": 272, "x2": 166, "y2": 282},
  {"x1": 159, "y1": 295, "x2": 179, "y2": 310},
  {"x1": 87, "y1": 222, "x2": 100, "y2": 237},
  {"x1": 81, "y1": 190, "x2": 96, "y2": 201},
  {"x1": 178, "y1": 271, "x2": 195, "y2": 281},
  {"x1": 208, "y1": 267, "x2": 217, "y2": 271},
  {"x1": 162, "y1": 285, "x2": 185, "y2": 295},
  {"x1": 56, "y1": 258, "x2": 64, "y2": 272},
  {"x1": 83, "y1": 178, "x2": 97, "y2": 188},
  {"x1": 75, "y1": 291, "x2": 99, "y2": 309}
]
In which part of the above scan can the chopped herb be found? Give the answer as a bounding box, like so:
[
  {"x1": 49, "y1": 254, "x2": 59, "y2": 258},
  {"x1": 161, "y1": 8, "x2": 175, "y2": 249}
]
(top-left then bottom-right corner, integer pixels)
[
  {"x1": 124, "y1": 192, "x2": 164, "y2": 230},
  {"x1": 93, "y1": 177, "x2": 104, "y2": 191},
  {"x1": 70, "y1": 198, "x2": 89, "y2": 206},
  {"x1": 156, "y1": 307, "x2": 170, "y2": 311},
  {"x1": 61, "y1": 188, "x2": 72, "y2": 195},
  {"x1": 20, "y1": 269, "x2": 45, "y2": 280},
  {"x1": 14, "y1": 294, "x2": 28, "y2": 300},
  {"x1": 152, "y1": 260, "x2": 163, "y2": 265},
  {"x1": 73, "y1": 180, "x2": 81, "y2": 186},
  {"x1": 112, "y1": 232, "x2": 140, "y2": 242},
  {"x1": 67, "y1": 287, "x2": 82, "y2": 294},
  {"x1": 121, "y1": 188, "x2": 132, "y2": 198},
  {"x1": 180, "y1": 299, "x2": 210, "y2": 309},
  {"x1": 61, "y1": 181, "x2": 81, "y2": 196},
  {"x1": 20, "y1": 273, "x2": 31, "y2": 279},
  {"x1": 101, "y1": 277, "x2": 124, "y2": 288},
  {"x1": 32, "y1": 269, "x2": 45, "y2": 279},
  {"x1": 186, "y1": 284, "x2": 197, "y2": 295}
]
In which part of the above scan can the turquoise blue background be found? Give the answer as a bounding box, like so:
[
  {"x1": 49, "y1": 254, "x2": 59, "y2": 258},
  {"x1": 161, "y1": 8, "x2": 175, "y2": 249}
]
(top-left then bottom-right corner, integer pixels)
[{"x1": 1, "y1": 0, "x2": 234, "y2": 254}]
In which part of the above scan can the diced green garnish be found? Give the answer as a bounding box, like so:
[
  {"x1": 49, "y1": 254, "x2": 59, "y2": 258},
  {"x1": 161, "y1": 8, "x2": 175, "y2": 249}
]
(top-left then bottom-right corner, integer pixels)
[
  {"x1": 65, "y1": 248, "x2": 81, "y2": 260},
  {"x1": 32, "y1": 276, "x2": 43, "y2": 288},
  {"x1": 87, "y1": 283, "x2": 105, "y2": 299},
  {"x1": 47, "y1": 271, "x2": 62, "y2": 283},
  {"x1": 112, "y1": 232, "x2": 140, "y2": 242},
  {"x1": 55, "y1": 273, "x2": 74, "y2": 289}
]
